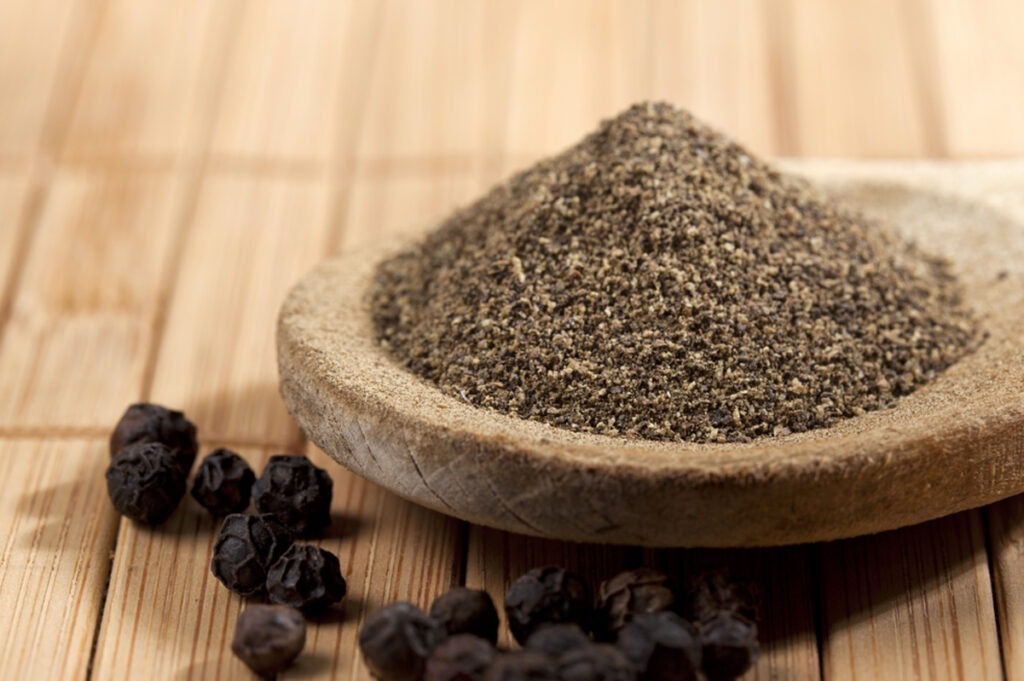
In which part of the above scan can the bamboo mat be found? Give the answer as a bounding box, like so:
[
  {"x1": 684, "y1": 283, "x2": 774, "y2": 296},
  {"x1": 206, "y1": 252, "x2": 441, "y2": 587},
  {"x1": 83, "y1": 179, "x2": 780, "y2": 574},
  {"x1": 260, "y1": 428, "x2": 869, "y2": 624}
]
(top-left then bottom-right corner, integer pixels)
[{"x1": 2, "y1": 1, "x2": 1024, "y2": 679}]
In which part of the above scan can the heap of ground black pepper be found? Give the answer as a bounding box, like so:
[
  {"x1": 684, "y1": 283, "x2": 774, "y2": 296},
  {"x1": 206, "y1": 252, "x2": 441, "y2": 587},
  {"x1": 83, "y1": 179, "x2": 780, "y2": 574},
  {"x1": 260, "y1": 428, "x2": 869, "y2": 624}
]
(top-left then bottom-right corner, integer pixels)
[{"x1": 372, "y1": 102, "x2": 978, "y2": 442}]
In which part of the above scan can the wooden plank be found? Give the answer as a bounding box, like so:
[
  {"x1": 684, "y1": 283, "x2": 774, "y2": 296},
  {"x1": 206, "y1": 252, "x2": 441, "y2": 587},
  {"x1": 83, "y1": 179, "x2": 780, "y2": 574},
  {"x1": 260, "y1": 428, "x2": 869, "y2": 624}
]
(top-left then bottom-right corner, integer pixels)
[
  {"x1": 356, "y1": 0, "x2": 487, "y2": 161},
  {"x1": 819, "y1": 512, "x2": 1001, "y2": 681},
  {"x1": 0, "y1": 0, "x2": 81, "y2": 156},
  {"x1": 922, "y1": 0, "x2": 1024, "y2": 156},
  {"x1": 0, "y1": 172, "x2": 31, "y2": 304},
  {"x1": 0, "y1": 437, "x2": 120, "y2": 680},
  {"x1": 208, "y1": 0, "x2": 351, "y2": 163},
  {"x1": 62, "y1": 0, "x2": 222, "y2": 160},
  {"x1": 0, "y1": 168, "x2": 182, "y2": 431},
  {"x1": 780, "y1": 0, "x2": 932, "y2": 157},
  {"x1": 649, "y1": 0, "x2": 778, "y2": 157},
  {"x1": 148, "y1": 173, "x2": 332, "y2": 447},
  {"x1": 986, "y1": 497, "x2": 1024, "y2": 680},
  {"x1": 340, "y1": 168, "x2": 490, "y2": 252}
]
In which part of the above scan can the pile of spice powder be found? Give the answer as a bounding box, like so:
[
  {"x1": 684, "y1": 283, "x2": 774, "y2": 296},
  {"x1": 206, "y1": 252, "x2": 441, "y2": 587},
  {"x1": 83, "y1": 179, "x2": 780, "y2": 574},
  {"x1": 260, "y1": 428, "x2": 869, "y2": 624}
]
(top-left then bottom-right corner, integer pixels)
[{"x1": 371, "y1": 102, "x2": 978, "y2": 443}]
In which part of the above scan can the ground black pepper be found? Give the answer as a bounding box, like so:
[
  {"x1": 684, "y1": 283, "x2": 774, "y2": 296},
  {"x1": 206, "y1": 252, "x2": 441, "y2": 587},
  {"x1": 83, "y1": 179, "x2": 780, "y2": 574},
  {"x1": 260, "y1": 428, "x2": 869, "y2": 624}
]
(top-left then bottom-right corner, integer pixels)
[
  {"x1": 359, "y1": 601, "x2": 447, "y2": 681},
  {"x1": 110, "y1": 402, "x2": 198, "y2": 472},
  {"x1": 266, "y1": 544, "x2": 347, "y2": 612},
  {"x1": 372, "y1": 102, "x2": 978, "y2": 443},
  {"x1": 105, "y1": 442, "x2": 186, "y2": 525},
  {"x1": 252, "y1": 454, "x2": 333, "y2": 536},
  {"x1": 505, "y1": 566, "x2": 593, "y2": 644},
  {"x1": 190, "y1": 448, "x2": 255, "y2": 516},
  {"x1": 211, "y1": 513, "x2": 293, "y2": 597},
  {"x1": 429, "y1": 587, "x2": 501, "y2": 644},
  {"x1": 424, "y1": 634, "x2": 498, "y2": 681},
  {"x1": 231, "y1": 605, "x2": 306, "y2": 678}
]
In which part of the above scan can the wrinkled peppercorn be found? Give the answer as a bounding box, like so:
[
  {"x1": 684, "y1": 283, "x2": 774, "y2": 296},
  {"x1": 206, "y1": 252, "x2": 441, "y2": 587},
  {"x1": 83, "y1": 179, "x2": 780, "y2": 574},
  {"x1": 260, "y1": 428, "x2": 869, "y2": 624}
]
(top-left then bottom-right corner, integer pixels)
[
  {"x1": 484, "y1": 650, "x2": 559, "y2": 681},
  {"x1": 699, "y1": 611, "x2": 759, "y2": 681},
  {"x1": 252, "y1": 455, "x2": 333, "y2": 536},
  {"x1": 231, "y1": 605, "x2": 306, "y2": 678},
  {"x1": 429, "y1": 587, "x2": 500, "y2": 644},
  {"x1": 685, "y1": 571, "x2": 757, "y2": 623},
  {"x1": 266, "y1": 544, "x2": 347, "y2": 612},
  {"x1": 595, "y1": 568, "x2": 675, "y2": 642},
  {"x1": 505, "y1": 566, "x2": 592, "y2": 644},
  {"x1": 617, "y1": 612, "x2": 702, "y2": 681},
  {"x1": 105, "y1": 442, "x2": 186, "y2": 525},
  {"x1": 558, "y1": 643, "x2": 636, "y2": 681},
  {"x1": 524, "y1": 623, "x2": 591, "y2": 658},
  {"x1": 211, "y1": 514, "x2": 293, "y2": 597},
  {"x1": 425, "y1": 634, "x2": 497, "y2": 681},
  {"x1": 359, "y1": 601, "x2": 447, "y2": 681},
  {"x1": 190, "y1": 448, "x2": 255, "y2": 516},
  {"x1": 109, "y1": 402, "x2": 198, "y2": 474}
]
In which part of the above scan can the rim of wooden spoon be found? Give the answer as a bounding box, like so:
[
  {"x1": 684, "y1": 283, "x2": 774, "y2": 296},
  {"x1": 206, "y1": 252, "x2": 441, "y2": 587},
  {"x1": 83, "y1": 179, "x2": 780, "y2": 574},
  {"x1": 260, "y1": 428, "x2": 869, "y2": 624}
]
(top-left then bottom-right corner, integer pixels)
[{"x1": 277, "y1": 163, "x2": 1024, "y2": 546}]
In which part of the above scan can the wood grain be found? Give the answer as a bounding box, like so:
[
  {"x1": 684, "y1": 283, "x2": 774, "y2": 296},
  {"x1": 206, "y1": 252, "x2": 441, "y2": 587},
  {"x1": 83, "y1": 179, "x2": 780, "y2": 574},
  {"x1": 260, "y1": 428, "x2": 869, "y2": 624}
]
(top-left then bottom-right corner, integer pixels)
[
  {"x1": 148, "y1": 173, "x2": 332, "y2": 447},
  {"x1": 0, "y1": 172, "x2": 31, "y2": 305},
  {"x1": 819, "y1": 512, "x2": 1002, "y2": 681},
  {"x1": 0, "y1": 169, "x2": 183, "y2": 431},
  {"x1": 0, "y1": 438, "x2": 119, "y2": 680}
]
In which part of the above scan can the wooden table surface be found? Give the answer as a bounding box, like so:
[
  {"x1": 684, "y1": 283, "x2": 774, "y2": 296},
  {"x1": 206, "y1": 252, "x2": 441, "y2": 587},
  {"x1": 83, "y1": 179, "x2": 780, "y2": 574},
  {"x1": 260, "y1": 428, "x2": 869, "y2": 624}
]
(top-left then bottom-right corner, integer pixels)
[{"x1": 2, "y1": 1, "x2": 1023, "y2": 679}]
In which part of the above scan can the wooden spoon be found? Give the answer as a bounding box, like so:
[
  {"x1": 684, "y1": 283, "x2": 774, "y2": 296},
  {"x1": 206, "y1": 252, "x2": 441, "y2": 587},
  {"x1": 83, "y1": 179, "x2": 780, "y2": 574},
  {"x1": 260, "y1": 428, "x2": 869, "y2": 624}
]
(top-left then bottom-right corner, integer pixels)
[{"x1": 277, "y1": 161, "x2": 1024, "y2": 547}]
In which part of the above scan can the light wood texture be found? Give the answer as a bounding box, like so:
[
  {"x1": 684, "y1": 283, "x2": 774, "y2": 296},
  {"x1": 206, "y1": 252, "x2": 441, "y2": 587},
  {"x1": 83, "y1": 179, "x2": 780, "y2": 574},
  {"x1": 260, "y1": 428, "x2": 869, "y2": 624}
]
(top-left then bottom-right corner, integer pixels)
[
  {"x1": 0, "y1": 438, "x2": 119, "y2": 679},
  {"x1": 3, "y1": 1, "x2": 1024, "y2": 680}
]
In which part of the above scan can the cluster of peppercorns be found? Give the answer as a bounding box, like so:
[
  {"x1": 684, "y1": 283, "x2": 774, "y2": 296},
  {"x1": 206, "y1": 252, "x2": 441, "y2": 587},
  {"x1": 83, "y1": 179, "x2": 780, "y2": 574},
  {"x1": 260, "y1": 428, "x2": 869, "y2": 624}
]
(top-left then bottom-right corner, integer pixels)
[
  {"x1": 105, "y1": 403, "x2": 346, "y2": 677},
  {"x1": 358, "y1": 566, "x2": 760, "y2": 681}
]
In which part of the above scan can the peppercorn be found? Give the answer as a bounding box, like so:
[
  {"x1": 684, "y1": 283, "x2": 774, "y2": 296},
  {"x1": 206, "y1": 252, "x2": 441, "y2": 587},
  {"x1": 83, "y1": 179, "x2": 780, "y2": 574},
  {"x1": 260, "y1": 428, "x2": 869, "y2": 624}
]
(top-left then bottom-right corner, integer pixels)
[
  {"x1": 359, "y1": 601, "x2": 447, "y2": 681},
  {"x1": 558, "y1": 643, "x2": 636, "y2": 681},
  {"x1": 424, "y1": 634, "x2": 497, "y2": 681},
  {"x1": 252, "y1": 454, "x2": 333, "y2": 536},
  {"x1": 190, "y1": 448, "x2": 255, "y2": 516},
  {"x1": 483, "y1": 650, "x2": 559, "y2": 681},
  {"x1": 594, "y1": 568, "x2": 675, "y2": 641},
  {"x1": 699, "y1": 611, "x2": 759, "y2": 681},
  {"x1": 685, "y1": 570, "x2": 757, "y2": 623},
  {"x1": 524, "y1": 623, "x2": 591, "y2": 658},
  {"x1": 504, "y1": 566, "x2": 592, "y2": 644},
  {"x1": 231, "y1": 605, "x2": 306, "y2": 678},
  {"x1": 105, "y1": 442, "x2": 186, "y2": 525},
  {"x1": 109, "y1": 402, "x2": 198, "y2": 474},
  {"x1": 211, "y1": 513, "x2": 293, "y2": 597},
  {"x1": 429, "y1": 587, "x2": 500, "y2": 644},
  {"x1": 266, "y1": 544, "x2": 347, "y2": 612},
  {"x1": 617, "y1": 611, "x2": 702, "y2": 681}
]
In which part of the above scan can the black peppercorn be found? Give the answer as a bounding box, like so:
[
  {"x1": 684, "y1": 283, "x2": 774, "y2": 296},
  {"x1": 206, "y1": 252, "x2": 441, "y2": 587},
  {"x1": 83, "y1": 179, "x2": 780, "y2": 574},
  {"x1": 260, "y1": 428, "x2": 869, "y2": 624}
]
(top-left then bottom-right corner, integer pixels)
[
  {"x1": 617, "y1": 611, "x2": 702, "y2": 681},
  {"x1": 359, "y1": 601, "x2": 447, "y2": 681},
  {"x1": 252, "y1": 454, "x2": 333, "y2": 536},
  {"x1": 504, "y1": 566, "x2": 592, "y2": 644},
  {"x1": 190, "y1": 448, "x2": 255, "y2": 516},
  {"x1": 685, "y1": 571, "x2": 757, "y2": 623},
  {"x1": 594, "y1": 568, "x2": 675, "y2": 641},
  {"x1": 109, "y1": 402, "x2": 198, "y2": 474},
  {"x1": 524, "y1": 623, "x2": 590, "y2": 658},
  {"x1": 105, "y1": 442, "x2": 186, "y2": 525},
  {"x1": 266, "y1": 544, "x2": 347, "y2": 612},
  {"x1": 231, "y1": 604, "x2": 306, "y2": 678},
  {"x1": 211, "y1": 513, "x2": 293, "y2": 597},
  {"x1": 558, "y1": 642, "x2": 636, "y2": 681},
  {"x1": 483, "y1": 650, "x2": 558, "y2": 681},
  {"x1": 425, "y1": 634, "x2": 497, "y2": 681},
  {"x1": 429, "y1": 587, "x2": 500, "y2": 644},
  {"x1": 699, "y1": 611, "x2": 759, "y2": 681}
]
